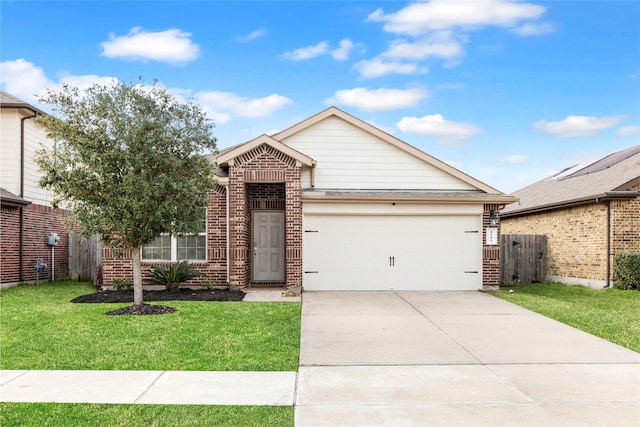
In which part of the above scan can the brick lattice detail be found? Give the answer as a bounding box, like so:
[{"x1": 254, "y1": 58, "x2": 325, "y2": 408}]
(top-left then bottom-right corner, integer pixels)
[{"x1": 228, "y1": 143, "x2": 302, "y2": 289}]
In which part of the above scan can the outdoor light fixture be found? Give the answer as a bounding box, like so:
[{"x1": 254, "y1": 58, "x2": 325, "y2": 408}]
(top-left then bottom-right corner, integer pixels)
[{"x1": 489, "y1": 210, "x2": 498, "y2": 227}]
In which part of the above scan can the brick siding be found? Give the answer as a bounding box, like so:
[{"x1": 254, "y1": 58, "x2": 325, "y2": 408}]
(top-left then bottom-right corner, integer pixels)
[
  {"x1": 1, "y1": 203, "x2": 70, "y2": 284},
  {"x1": 101, "y1": 185, "x2": 228, "y2": 288},
  {"x1": 501, "y1": 188, "x2": 639, "y2": 283},
  {"x1": 482, "y1": 203, "x2": 501, "y2": 290}
]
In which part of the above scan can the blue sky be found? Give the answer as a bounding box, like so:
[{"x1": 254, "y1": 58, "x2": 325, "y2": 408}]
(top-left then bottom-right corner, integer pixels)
[{"x1": 2, "y1": 0, "x2": 639, "y2": 193}]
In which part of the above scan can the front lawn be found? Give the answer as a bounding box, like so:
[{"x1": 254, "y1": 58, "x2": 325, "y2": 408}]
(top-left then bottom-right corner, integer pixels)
[
  {"x1": 0, "y1": 281, "x2": 301, "y2": 371},
  {"x1": 0, "y1": 403, "x2": 292, "y2": 427},
  {"x1": 491, "y1": 282, "x2": 640, "y2": 352}
]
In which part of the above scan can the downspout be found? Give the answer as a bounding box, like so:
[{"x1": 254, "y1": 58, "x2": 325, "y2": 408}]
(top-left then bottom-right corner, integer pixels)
[
  {"x1": 605, "y1": 201, "x2": 611, "y2": 288},
  {"x1": 225, "y1": 182, "x2": 230, "y2": 286},
  {"x1": 310, "y1": 160, "x2": 317, "y2": 188},
  {"x1": 19, "y1": 112, "x2": 37, "y2": 282}
]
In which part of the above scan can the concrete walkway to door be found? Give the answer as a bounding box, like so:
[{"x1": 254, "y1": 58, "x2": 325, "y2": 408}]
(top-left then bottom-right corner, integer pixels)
[{"x1": 296, "y1": 291, "x2": 640, "y2": 426}]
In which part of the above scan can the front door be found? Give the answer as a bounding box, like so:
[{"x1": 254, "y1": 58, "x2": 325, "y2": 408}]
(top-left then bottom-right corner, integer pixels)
[{"x1": 253, "y1": 211, "x2": 285, "y2": 282}]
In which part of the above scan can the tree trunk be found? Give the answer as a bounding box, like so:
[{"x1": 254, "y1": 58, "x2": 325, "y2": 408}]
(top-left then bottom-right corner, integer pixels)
[{"x1": 132, "y1": 245, "x2": 144, "y2": 306}]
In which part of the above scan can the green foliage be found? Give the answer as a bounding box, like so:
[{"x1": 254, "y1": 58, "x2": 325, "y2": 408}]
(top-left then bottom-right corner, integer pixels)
[
  {"x1": 0, "y1": 281, "x2": 301, "y2": 371},
  {"x1": 492, "y1": 282, "x2": 640, "y2": 352},
  {"x1": 613, "y1": 252, "x2": 640, "y2": 290},
  {"x1": 146, "y1": 261, "x2": 202, "y2": 291},
  {"x1": 0, "y1": 403, "x2": 294, "y2": 427},
  {"x1": 35, "y1": 79, "x2": 217, "y2": 249},
  {"x1": 34, "y1": 79, "x2": 217, "y2": 304},
  {"x1": 203, "y1": 279, "x2": 216, "y2": 290},
  {"x1": 111, "y1": 278, "x2": 132, "y2": 290}
]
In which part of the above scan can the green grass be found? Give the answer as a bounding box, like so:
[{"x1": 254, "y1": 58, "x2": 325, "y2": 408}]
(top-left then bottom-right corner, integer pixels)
[
  {"x1": 0, "y1": 281, "x2": 301, "y2": 371},
  {"x1": 491, "y1": 282, "x2": 640, "y2": 352},
  {"x1": 0, "y1": 403, "x2": 293, "y2": 427}
]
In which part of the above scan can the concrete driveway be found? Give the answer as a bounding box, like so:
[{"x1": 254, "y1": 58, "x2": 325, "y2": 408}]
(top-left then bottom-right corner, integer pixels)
[{"x1": 296, "y1": 291, "x2": 640, "y2": 426}]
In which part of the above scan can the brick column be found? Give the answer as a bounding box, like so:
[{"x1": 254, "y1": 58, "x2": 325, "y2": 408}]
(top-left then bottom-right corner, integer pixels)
[{"x1": 482, "y1": 203, "x2": 501, "y2": 290}]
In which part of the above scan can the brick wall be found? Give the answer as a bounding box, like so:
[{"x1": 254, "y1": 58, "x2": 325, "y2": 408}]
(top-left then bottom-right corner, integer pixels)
[
  {"x1": 482, "y1": 203, "x2": 501, "y2": 290},
  {"x1": 1, "y1": 203, "x2": 70, "y2": 284},
  {"x1": 502, "y1": 203, "x2": 609, "y2": 282},
  {"x1": 228, "y1": 144, "x2": 302, "y2": 290},
  {"x1": 101, "y1": 185, "x2": 228, "y2": 287},
  {"x1": 610, "y1": 184, "x2": 640, "y2": 255}
]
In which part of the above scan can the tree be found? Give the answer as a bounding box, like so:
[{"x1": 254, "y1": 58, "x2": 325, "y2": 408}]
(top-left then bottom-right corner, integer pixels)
[{"x1": 35, "y1": 80, "x2": 217, "y2": 306}]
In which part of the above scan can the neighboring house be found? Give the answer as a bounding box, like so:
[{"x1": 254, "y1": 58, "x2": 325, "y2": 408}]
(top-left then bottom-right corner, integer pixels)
[
  {"x1": 501, "y1": 145, "x2": 640, "y2": 288},
  {"x1": 1, "y1": 91, "x2": 70, "y2": 286},
  {"x1": 102, "y1": 107, "x2": 516, "y2": 291}
]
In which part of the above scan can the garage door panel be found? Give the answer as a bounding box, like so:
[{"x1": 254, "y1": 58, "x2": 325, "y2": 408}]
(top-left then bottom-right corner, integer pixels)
[{"x1": 303, "y1": 214, "x2": 481, "y2": 291}]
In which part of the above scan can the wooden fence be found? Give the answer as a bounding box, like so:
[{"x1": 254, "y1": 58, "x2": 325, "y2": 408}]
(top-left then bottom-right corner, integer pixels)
[
  {"x1": 501, "y1": 234, "x2": 547, "y2": 285},
  {"x1": 68, "y1": 233, "x2": 102, "y2": 281}
]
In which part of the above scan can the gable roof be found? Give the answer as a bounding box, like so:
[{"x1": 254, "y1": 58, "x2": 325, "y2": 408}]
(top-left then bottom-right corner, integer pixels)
[
  {"x1": 0, "y1": 91, "x2": 45, "y2": 115},
  {"x1": 274, "y1": 106, "x2": 503, "y2": 195},
  {"x1": 502, "y1": 145, "x2": 640, "y2": 217},
  {"x1": 216, "y1": 134, "x2": 315, "y2": 167}
]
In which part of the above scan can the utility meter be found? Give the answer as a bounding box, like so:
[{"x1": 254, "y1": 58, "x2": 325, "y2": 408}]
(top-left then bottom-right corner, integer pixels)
[{"x1": 47, "y1": 232, "x2": 60, "y2": 246}]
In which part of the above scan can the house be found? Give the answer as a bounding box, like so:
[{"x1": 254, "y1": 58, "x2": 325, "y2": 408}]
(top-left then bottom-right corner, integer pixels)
[
  {"x1": 501, "y1": 145, "x2": 640, "y2": 288},
  {"x1": 0, "y1": 91, "x2": 70, "y2": 287},
  {"x1": 101, "y1": 107, "x2": 516, "y2": 291}
]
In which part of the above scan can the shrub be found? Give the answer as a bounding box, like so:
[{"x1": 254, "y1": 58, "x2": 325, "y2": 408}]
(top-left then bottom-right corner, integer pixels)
[
  {"x1": 112, "y1": 278, "x2": 132, "y2": 290},
  {"x1": 613, "y1": 252, "x2": 640, "y2": 290},
  {"x1": 146, "y1": 261, "x2": 201, "y2": 292}
]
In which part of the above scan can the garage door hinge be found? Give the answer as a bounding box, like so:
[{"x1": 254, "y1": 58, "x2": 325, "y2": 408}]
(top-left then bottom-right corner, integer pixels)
[
  {"x1": 304, "y1": 271, "x2": 319, "y2": 274},
  {"x1": 464, "y1": 271, "x2": 479, "y2": 274},
  {"x1": 304, "y1": 230, "x2": 318, "y2": 233}
]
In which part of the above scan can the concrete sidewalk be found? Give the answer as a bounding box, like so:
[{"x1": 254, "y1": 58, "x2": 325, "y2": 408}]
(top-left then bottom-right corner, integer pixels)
[{"x1": 0, "y1": 370, "x2": 296, "y2": 405}]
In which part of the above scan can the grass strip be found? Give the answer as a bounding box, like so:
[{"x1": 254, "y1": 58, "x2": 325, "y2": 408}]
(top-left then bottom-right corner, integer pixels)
[
  {"x1": 0, "y1": 403, "x2": 293, "y2": 427},
  {"x1": 491, "y1": 282, "x2": 640, "y2": 352},
  {"x1": 0, "y1": 281, "x2": 301, "y2": 371}
]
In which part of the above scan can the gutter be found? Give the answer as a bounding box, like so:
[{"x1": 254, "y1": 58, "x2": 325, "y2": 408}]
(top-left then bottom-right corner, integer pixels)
[
  {"x1": 501, "y1": 191, "x2": 640, "y2": 219},
  {"x1": 301, "y1": 191, "x2": 518, "y2": 204}
]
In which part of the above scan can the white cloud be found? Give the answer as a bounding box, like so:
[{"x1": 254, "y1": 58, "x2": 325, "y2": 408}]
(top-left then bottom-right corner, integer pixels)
[
  {"x1": 383, "y1": 33, "x2": 464, "y2": 60},
  {"x1": 0, "y1": 59, "x2": 52, "y2": 102},
  {"x1": 616, "y1": 125, "x2": 640, "y2": 137},
  {"x1": 329, "y1": 87, "x2": 427, "y2": 112},
  {"x1": 502, "y1": 154, "x2": 530, "y2": 164},
  {"x1": 534, "y1": 115, "x2": 627, "y2": 138},
  {"x1": 101, "y1": 27, "x2": 200, "y2": 64},
  {"x1": 367, "y1": 0, "x2": 546, "y2": 35},
  {"x1": 0, "y1": 59, "x2": 117, "y2": 104},
  {"x1": 281, "y1": 41, "x2": 329, "y2": 61},
  {"x1": 397, "y1": 114, "x2": 483, "y2": 144},
  {"x1": 195, "y1": 91, "x2": 293, "y2": 122},
  {"x1": 237, "y1": 29, "x2": 267, "y2": 43},
  {"x1": 332, "y1": 39, "x2": 355, "y2": 61},
  {"x1": 353, "y1": 58, "x2": 427, "y2": 79},
  {"x1": 512, "y1": 22, "x2": 555, "y2": 36}
]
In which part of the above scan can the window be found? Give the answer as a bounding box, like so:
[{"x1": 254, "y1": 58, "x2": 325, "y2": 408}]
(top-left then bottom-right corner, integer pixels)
[{"x1": 143, "y1": 218, "x2": 206, "y2": 261}]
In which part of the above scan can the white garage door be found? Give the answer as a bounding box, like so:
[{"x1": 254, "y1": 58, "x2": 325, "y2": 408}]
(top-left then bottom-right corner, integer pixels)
[{"x1": 303, "y1": 215, "x2": 481, "y2": 291}]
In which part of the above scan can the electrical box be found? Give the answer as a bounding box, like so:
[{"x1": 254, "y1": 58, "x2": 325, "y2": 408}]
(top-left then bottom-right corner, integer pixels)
[{"x1": 47, "y1": 232, "x2": 60, "y2": 246}]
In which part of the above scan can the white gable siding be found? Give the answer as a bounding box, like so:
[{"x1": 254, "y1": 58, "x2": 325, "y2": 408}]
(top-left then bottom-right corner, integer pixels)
[
  {"x1": 282, "y1": 116, "x2": 475, "y2": 190},
  {"x1": 1, "y1": 110, "x2": 21, "y2": 196},
  {"x1": 1, "y1": 109, "x2": 54, "y2": 205}
]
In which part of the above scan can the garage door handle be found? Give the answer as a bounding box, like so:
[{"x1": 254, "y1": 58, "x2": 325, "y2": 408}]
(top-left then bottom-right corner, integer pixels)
[
  {"x1": 465, "y1": 271, "x2": 479, "y2": 274},
  {"x1": 389, "y1": 256, "x2": 395, "y2": 267}
]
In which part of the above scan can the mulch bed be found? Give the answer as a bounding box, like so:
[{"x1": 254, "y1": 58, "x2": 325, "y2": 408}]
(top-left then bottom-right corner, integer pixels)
[
  {"x1": 71, "y1": 288, "x2": 246, "y2": 304},
  {"x1": 71, "y1": 288, "x2": 246, "y2": 316}
]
